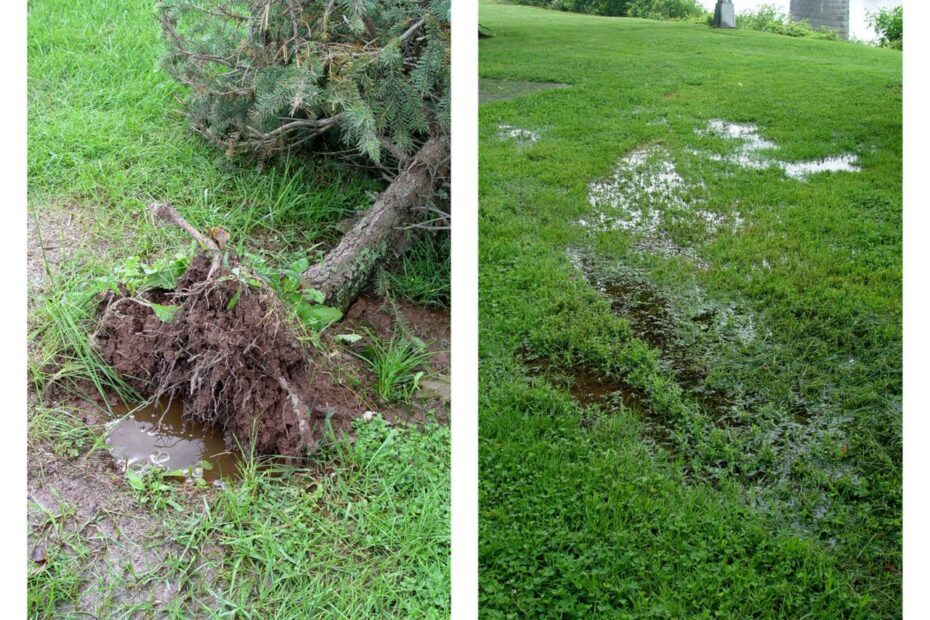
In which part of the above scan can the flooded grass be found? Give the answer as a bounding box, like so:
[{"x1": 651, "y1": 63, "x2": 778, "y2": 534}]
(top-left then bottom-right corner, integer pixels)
[
  {"x1": 696, "y1": 119, "x2": 862, "y2": 180},
  {"x1": 525, "y1": 357, "x2": 678, "y2": 451},
  {"x1": 566, "y1": 248, "x2": 751, "y2": 425},
  {"x1": 496, "y1": 123, "x2": 541, "y2": 145},
  {"x1": 481, "y1": 4, "x2": 900, "y2": 614}
]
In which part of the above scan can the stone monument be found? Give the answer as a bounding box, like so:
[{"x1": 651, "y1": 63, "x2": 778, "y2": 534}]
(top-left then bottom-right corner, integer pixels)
[
  {"x1": 789, "y1": 0, "x2": 849, "y2": 39},
  {"x1": 713, "y1": 1, "x2": 736, "y2": 29}
]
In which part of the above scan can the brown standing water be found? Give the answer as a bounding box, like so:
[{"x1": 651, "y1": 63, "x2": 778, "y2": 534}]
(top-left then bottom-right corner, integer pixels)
[{"x1": 106, "y1": 400, "x2": 240, "y2": 483}]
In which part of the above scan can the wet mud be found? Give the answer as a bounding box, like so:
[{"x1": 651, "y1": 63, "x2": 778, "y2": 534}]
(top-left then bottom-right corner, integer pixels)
[{"x1": 526, "y1": 358, "x2": 675, "y2": 449}]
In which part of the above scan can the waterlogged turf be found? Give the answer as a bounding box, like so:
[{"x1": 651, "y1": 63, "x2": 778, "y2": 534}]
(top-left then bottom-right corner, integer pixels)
[{"x1": 480, "y1": 2, "x2": 901, "y2": 617}]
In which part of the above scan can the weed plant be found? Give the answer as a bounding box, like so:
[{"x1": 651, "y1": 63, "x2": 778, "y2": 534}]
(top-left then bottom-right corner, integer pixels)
[{"x1": 357, "y1": 331, "x2": 433, "y2": 402}]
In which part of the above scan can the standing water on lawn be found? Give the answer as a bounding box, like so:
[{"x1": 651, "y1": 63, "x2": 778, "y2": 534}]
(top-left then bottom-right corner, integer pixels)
[{"x1": 106, "y1": 400, "x2": 240, "y2": 483}]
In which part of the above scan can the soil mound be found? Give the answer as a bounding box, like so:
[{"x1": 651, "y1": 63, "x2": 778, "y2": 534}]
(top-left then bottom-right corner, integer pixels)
[{"x1": 92, "y1": 253, "x2": 359, "y2": 457}]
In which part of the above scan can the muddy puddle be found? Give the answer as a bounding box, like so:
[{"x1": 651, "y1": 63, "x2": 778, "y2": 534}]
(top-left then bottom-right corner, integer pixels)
[
  {"x1": 527, "y1": 358, "x2": 676, "y2": 449},
  {"x1": 106, "y1": 400, "x2": 240, "y2": 483},
  {"x1": 529, "y1": 359, "x2": 645, "y2": 410},
  {"x1": 480, "y1": 79, "x2": 567, "y2": 104},
  {"x1": 567, "y1": 249, "x2": 749, "y2": 418}
]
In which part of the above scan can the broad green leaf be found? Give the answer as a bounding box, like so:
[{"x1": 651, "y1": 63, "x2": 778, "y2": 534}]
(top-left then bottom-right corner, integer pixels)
[
  {"x1": 150, "y1": 303, "x2": 181, "y2": 323},
  {"x1": 125, "y1": 469, "x2": 145, "y2": 491},
  {"x1": 303, "y1": 288, "x2": 326, "y2": 304},
  {"x1": 288, "y1": 257, "x2": 310, "y2": 274},
  {"x1": 334, "y1": 333, "x2": 363, "y2": 344},
  {"x1": 297, "y1": 304, "x2": 343, "y2": 329}
]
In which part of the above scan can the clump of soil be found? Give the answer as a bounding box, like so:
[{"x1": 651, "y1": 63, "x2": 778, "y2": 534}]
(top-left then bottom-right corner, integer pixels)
[{"x1": 91, "y1": 253, "x2": 359, "y2": 457}]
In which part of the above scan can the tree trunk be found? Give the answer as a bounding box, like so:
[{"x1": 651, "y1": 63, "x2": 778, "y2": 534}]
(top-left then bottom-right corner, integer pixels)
[{"x1": 301, "y1": 134, "x2": 450, "y2": 311}]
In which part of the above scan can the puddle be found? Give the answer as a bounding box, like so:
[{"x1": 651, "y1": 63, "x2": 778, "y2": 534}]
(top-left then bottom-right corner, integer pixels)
[
  {"x1": 497, "y1": 123, "x2": 540, "y2": 145},
  {"x1": 527, "y1": 358, "x2": 674, "y2": 448},
  {"x1": 579, "y1": 146, "x2": 738, "y2": 262},
  {"x1": 529, "y1": 359, "x2": 645, "y2": 409},
  {"x1": 569, "y1": 249, "x2": 680, "y2": 351},
  {"x1": 586, "y1": 148, "x2": 684, "y2": 233},
  {"x1": 696, "y1": 120, "x2": 861, "y2": 180},
  {"x1": 586, "y1": 147, "x2": 693, "y2": 232},
  {"x1": 781, "y1": 154, "x2": 861, "y2": 179},
  {"x1": 106, "y1": 400, "x2": 240, "y2": 483},
  {"x1": 479, "y1": 79, "x2": 567, "y2": 104},
  {"x1": 566, "y1": 248, "x2": 756, "y2": 416},
  {"x1": 700, "y1": 120, "x2": 779, "y2": 171},
  {"x1": 601, "y1": 278, "x2": 676, "y2": 350}
]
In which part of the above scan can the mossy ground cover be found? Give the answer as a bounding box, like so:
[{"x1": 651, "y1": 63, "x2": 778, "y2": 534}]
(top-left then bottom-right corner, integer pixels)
[
  {"x1": 479, "y1": 3, "x2": 901, "y2": 617},
  {"x1": 28, "y1": 0, "x2": 449, "y2": 616}
]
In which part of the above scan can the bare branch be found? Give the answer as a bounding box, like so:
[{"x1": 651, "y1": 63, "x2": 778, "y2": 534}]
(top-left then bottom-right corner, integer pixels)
[{"x1": 148, "y1": 202, "x2": 220, "y2": 252}]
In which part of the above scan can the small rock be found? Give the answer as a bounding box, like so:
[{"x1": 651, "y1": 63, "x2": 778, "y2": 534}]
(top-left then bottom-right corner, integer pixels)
[
  {"x1": 31, "y1": 545, "x2": 47, "y2": 565},
  {"x1": 416, "y1": 377, "x2": 451, "y2": 403}
]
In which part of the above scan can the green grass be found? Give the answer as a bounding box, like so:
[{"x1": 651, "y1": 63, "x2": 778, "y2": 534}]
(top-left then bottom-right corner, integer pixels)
[
  {"x1": 28, "y1": 500, "x2": 88, "y2": 619},
  {"x1": 166, "y1": 416, "x2": 450, "y2": 617},
  {"x1": 384, "y1": 231, "x2": 452, "y2": 309},
  {"x1": 28, "y1": 0, "x2": 450, "y2": 615},
  {"x1": 357, "y1": 331, "x2": 433, "y2": 402},
  {"x1": 28, "y1": 0, "x2": 381, "y2": 256},
  {"x1": 28, "y1": 405, "x2": 104, "y2": 460},
  {"x1": 479, "y1": 3, "x2": 901, "y2": 617},
  {"x1": 27, "y1": 415, "x2": 451, "y2": 618},
  {"x1": 29, "y1": 276, "x2": 140, "y2": 403}
]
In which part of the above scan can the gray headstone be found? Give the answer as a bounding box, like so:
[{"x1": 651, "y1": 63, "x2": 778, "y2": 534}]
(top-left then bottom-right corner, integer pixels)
[{"x1": 713, "y1": 1, "x2": 736, "y2": 29}]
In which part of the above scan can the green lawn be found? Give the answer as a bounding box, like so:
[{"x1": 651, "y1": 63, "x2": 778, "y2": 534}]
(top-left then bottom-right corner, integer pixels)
[
  {"x1": 27, "y1": 0, "x2": 450, "y2": 616},
  {"x1": 479, "y1": 3, "x2": 901, "y2": 618}
]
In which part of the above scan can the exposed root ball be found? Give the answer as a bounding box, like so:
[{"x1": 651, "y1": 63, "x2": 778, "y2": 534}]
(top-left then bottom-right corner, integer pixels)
[{"x1": 92, "y1": 254, "x2": 358, "y2": 457}]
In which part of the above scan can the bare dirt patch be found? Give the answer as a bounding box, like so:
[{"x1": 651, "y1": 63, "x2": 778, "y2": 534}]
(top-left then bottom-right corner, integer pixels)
[
  {"x1": 338, "y1": 293, "x2": 451, "y2": 425},
  {"x1": 342, "y1": 294, "x2": 451, "y2": 372}
]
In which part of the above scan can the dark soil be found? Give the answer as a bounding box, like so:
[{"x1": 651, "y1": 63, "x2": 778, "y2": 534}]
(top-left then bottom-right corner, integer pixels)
[{"x1": 91, "y1": 253, "x2": 360, "y2": 458}]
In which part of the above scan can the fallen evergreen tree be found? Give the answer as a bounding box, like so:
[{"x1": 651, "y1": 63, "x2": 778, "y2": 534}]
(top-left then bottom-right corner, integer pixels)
[{"x1": 158, "y1": 0, "x2": 450, "y2": 310}]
